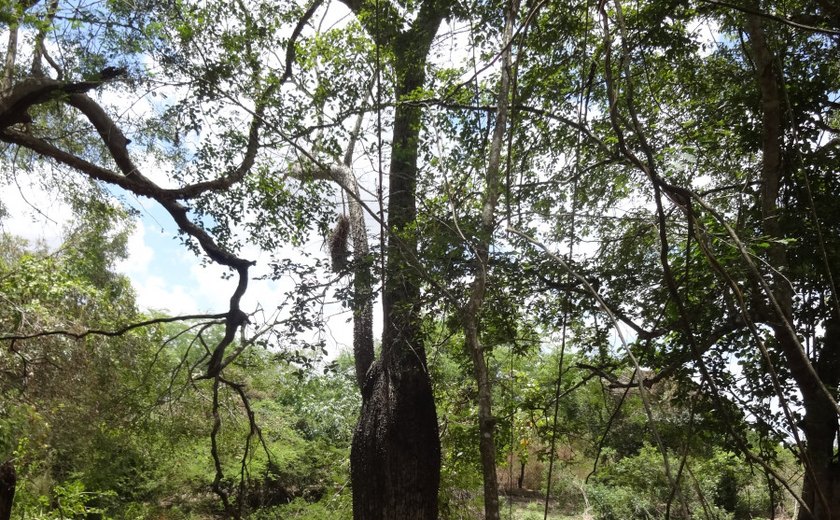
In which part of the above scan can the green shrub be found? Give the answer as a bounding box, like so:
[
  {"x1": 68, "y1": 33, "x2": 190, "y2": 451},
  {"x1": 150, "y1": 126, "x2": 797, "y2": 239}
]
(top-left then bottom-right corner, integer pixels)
[
  {"x1": 250, "y1": 495, "x2": 352, "y2": 520},
  {"x1": 589, "y1": 483, "x2": 657, "y2": 520}
]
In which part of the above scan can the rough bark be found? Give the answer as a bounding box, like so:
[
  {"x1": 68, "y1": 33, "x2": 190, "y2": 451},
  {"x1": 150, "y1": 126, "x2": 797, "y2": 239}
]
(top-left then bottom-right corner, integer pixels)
[
  {"x1": 746, "y1": 14, "x2": 840, "y2": 519},
  {"x1": 0, "y1": 460, "x2": 14, "y2": 520},
  {"x1": 344, "y1": 3, "x2": 446, "y2": 516},
  {"x1": 351, "y1": 68, "x2": 441, "y2": 520},
  {"x1": 796, "y1": 321, "x2": 840, "y2": 520},
  {"x1": 341, "y1": 110, "x2": 376, "y2": 390},
  {"x1": 0, "y1": 76, "x2": 122, "y2": 128},
  {"x1": 295, "y1": 159, "x2": 375, "y2": 390}
]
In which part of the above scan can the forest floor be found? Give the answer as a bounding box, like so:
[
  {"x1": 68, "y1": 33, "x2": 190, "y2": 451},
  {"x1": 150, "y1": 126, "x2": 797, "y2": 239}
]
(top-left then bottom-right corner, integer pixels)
[{"x1": 502, "y1": 494, "x2": 587, "y2": 520}]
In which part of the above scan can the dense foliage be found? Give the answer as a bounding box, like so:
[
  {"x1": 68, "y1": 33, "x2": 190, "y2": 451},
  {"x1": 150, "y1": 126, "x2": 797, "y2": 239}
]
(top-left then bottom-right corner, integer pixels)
[{"x1": 1, "y1": 0, "x2": 839, "y2": 518}]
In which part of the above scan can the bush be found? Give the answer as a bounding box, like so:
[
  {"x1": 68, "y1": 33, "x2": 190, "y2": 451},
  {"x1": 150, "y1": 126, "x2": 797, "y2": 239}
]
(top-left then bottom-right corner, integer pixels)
[
  {"x1": 588, "y1": 483, "x2": 657, "y2": 520},
  {"x1": 250, "y1": 495, "x2": 352, "y2": 520}
]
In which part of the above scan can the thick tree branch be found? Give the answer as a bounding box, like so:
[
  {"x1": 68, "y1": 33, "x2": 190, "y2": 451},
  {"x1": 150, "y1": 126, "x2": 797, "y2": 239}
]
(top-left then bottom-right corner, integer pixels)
[
  {"x1": 0, "y1": 128, "x2": 141, "y2": 188},
  {"x1": 0, "y1": 74, "x2": 123, "y2": 128},
  {"x1": 336, "y1": 0, "x2": 403, "y2": 48},
  {"x1": 1, "y1": 0, "x2": 38, "y2": 90},
  {"x1": 2, "y1": 84, "x2": 257, "y2": 379},
  {"x1": 65, "y1": 91, "x2": 267, "y2": 201},
  {"x1": 2, "y1": 71, "x2": 270, "y2": 202},
  {"x1": 280, "y1": 0, "x2": 326, "y2": 84},
  {"x1": 290, "y1": 160, "x2": 375, "y2": 388}
]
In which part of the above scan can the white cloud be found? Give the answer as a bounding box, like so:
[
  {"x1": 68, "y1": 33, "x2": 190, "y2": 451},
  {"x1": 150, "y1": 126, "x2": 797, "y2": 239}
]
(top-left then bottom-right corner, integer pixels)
[
  {"x1": 1, "y1": 178, "x2": 72, "y2": 248},
  {"x1": 186, "y1": 255, "x2": 237, "y2": 312},
  {"x1": 117, "y1": 222, "x2": 154, "y2": 274},
  {"x1": 116, "y1": 221, "x2": 204, "y2": 314},
  {"x1": 131, "y1": 273, "x2": 201, "y2": 315}
]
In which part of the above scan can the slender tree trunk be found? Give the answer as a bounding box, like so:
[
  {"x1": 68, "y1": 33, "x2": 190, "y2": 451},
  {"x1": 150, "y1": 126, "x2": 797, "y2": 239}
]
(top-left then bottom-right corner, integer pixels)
[
  {"x1": 464, "y1": 316, "x2": 501, "y2": 518},
  {"x1": 350, "y1": 18, "x2": 444, "y2": 518},
  {"x1": 2, "y1": 1, "x2": 40, "y2": 91},
  {"x1": 461, "y1": 1, "x2": 518, "y2": 518},
  {"x1": 3, "y1": 27, "x2": 18, "y2": 92},
  {"x1": 746, "y1": 14, "x2": 840, "y2": 519},
  {"x1": 339, "y1": 108, "x2": 376, "y2": 391}
]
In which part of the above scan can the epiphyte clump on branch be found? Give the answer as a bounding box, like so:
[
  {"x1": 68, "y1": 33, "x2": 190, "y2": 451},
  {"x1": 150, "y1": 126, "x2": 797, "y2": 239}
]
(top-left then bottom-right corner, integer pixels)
[{"x1": 328, "y1": 214, "x2": 350, "y2": 273}]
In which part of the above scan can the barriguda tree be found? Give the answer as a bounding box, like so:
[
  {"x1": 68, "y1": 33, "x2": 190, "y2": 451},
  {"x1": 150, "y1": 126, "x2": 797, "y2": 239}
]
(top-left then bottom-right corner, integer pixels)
[
  {"x1": 2, "y1": 0, "x2": 840, "y2": 518},
  {"x1": 1, "y1": 0, "x2": 457, "y2": 517},
  {"x1": 329, "y1": 0, "x2": 450, "y2": 516}
]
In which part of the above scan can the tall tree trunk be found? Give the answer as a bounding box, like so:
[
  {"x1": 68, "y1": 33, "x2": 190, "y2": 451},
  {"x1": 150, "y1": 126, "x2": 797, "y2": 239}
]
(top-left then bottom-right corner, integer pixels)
[
  {"x1": 339, "y1": 108, "x2": 376, "y2": 391},
  {"x1": 348, "y1": 9, "x2": 445, "y2": 517},
  {"x1": 290, "y1": 107, "x2": 375, "y2": 391},
  {"x1": 746, "y1": 14, "x2": 840, "y2": 519},
  {"x1": 461, "y1": 1, "x2": 518, "y2": 518}
]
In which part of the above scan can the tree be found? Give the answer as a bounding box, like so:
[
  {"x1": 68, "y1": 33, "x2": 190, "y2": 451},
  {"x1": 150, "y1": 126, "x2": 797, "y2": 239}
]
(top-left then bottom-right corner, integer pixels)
[
  {"x1": 742, "y1": 11, "x2": 840, "y2": 518},
  {"x1": 4, "y1": 0, "x2": 840, "y2": 517},
  {"x1": 0, "y1": 212, "x2": 195, "y2": 514},
  {"x1": 0, "y1": 0, "x2": 338, "y2": 515},
  {"x1": 328, "y1": 0, "x2": 452, "y2": 515},
  {"x1": 564, "y1": 1, "x2": 840, "y2": 517},
  {"x1": 1, "y1": 0, "x2": 455, "y2": 516},
  {"x1": 465, "y1": 0, "x2": 839, "y2": 517},
  {"x1": 457, "y1": 0, "x2": 518, "y2": 516}
]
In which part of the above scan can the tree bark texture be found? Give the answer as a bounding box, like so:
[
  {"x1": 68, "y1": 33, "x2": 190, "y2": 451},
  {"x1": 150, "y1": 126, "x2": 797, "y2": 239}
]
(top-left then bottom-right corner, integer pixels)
[
  {"x1": 351, "y1": 88, "x2": 441, "y2": 520},
  {"x1": 340, "y1": 110, "x2": 376, "y2": 391},
  {"x1": 347, "y1": 174, "x2": 376, "y2": 391},
  {"x1": 746, "y1": 14, "x2": 840, "y2": 519},
  {"x1": 796, "y1": 321, "x2": 840, "y2": 520},
  {"x1": 0, "y1": 460, "x2": 15, "y2": 520},
  {"x1": 348, "y1": 9, "x2": 444, "y2": 518}
]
